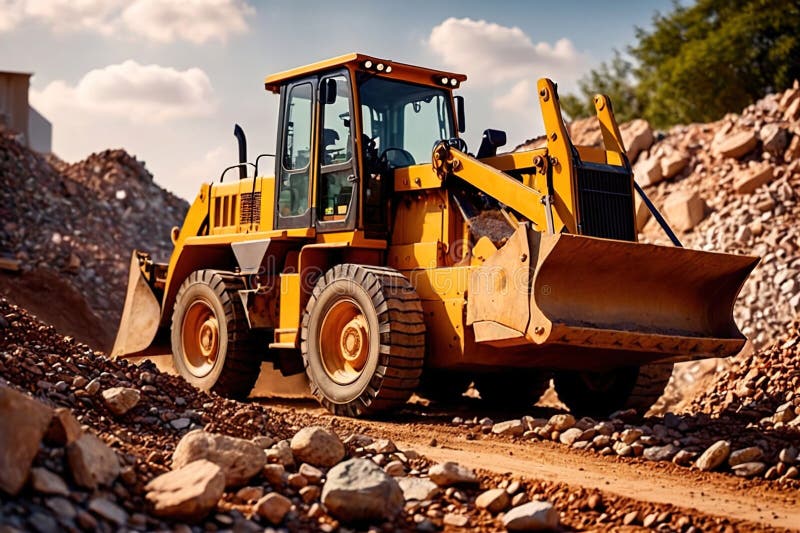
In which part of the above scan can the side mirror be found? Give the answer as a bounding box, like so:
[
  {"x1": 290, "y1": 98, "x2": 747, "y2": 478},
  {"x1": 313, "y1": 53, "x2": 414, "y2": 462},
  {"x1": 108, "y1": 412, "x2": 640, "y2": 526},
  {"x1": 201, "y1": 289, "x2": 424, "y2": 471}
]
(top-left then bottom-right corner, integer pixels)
[
  {"x1": 454, "y1": 95, "x2": 466, "y2": 133},
  {"x1": 322, "y1": 79, "x2": 337, "y2": 105}
]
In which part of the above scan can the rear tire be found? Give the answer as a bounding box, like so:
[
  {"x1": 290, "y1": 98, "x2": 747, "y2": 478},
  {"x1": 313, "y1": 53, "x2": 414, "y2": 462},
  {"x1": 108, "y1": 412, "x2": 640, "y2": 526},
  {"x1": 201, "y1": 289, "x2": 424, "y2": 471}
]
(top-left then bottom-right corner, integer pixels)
[
  {"x1": 170, "y1": 270, "x2": 261, "y2": 399},
  {"x1": 553, "y1": 363, "x2": 673, "y2": 416},
  {"x1": 301, "y1": 264, "x2": 425, "y2": 417},
  {"x1": 477, "y1": 371, "x2": 552, "y2": 409}
]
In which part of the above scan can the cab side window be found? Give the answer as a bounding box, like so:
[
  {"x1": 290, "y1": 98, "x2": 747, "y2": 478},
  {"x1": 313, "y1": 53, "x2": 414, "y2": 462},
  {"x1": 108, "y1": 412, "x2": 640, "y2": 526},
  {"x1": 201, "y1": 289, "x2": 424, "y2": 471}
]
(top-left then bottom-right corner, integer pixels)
[
  {"x1": 279, "y1": 82, "x2": 313, "y2": 218},
  {"x1": 318, "y1": 75, "x2": 355, "y2": 222}
]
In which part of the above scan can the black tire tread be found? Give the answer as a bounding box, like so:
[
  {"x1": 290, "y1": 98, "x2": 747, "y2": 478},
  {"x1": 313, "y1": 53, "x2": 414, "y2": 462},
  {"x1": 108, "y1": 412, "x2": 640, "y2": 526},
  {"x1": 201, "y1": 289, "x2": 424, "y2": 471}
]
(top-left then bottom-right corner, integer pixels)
[
  {"x1": 171, "y1": 270, "x2": 261, "y2": 400},
  {"x1": 301, "y1": 264, "x2": 426, "y2": 417}
]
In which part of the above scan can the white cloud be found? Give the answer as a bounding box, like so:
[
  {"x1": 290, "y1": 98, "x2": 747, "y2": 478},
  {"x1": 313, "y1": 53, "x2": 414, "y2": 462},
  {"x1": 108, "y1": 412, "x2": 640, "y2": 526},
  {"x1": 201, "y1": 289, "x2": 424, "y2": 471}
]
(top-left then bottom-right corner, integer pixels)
[
  {"x1": 121, "y1": 0, "x2": 254, "y2": 44},
  {"x1": 492, "y1": 79, "x2": 534, "y2": 112},
  {"x1": 0, "y1": 0, "x2": 253, "y2": 43},
  {"x1": 428, "y1": 18, "x2": 586, "y2": 86},
  {"x1": 31, "y1": 60, "x2": 216, "y2": 123}
]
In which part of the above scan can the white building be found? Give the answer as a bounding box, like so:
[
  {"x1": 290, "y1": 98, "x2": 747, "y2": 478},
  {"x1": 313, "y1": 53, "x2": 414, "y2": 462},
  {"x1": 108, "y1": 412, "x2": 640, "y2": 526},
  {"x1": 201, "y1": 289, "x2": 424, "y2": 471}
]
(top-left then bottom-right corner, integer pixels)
[{"x1": 0, "y1": 71, "x2": 52, "y2": 153}]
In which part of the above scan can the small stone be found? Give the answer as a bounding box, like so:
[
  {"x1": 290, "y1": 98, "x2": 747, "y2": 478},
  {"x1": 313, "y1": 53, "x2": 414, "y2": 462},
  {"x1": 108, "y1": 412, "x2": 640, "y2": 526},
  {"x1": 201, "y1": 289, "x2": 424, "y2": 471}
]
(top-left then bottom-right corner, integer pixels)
[
  {"x1": 299, "y1": 463, "x2": 324, "y2": 484},
  {"x1": 779, "y1": 447, "x2": 797, "y2": 464},
  {"x1": 643, "y1": 444, "x2": 679, "y2": 462},
  {"x1": 236, "y1": 486, "x2": 264, "y2": 502},
  {"x1": 729, "y1": 446, "x2": 763, "y2": 466},
  {"x1": 255, "y1": 492, "x2": 292, "y2": 525},
  {"x1": 502, "y1": 500, "x2": 559, "y2": 531},
  {"x1": 251, "y1": 435, "x2": 276, "y2": 449},
  {"x1": 85, "y1": 378, "x2": 101, "y2": 395},
  {"x1": 732, "y1": 462, "x2": 767, "y2": 478},
  {"x1": 443, "y1": 513, "x2": 469, "y2": 528},
  {"x1": 398, "y1": 477, "x2": 439, "y2": 501},
  {"x1": 101, "y1": 387, "x2": 140, "y2": 416},
  {"x1": 663, "y1": 190, "x2": 707, "y2": 231},
  {"x1": 170, "y1": 417, "x2": 191, "y2": 430},
  {"x1": 88, "y1": 497, "x2": 128, "y2": 526},
  {"x1": 661, "y1": 152, "x2": 690, "y2": 179},
  {"x1": 291, "y1": 426, "x2": 346, "y2": 467},
  {"x1": 548, "y1": 413, "x2": 576, "y2": 431},
  {"x1": 428, "y1": 461, "x2": 478, "y2": 486},
  {"x1": 29, "y1": 468, "x2": 69, "y2": 496},
  {"x1": 559, "y1": 427, "x2": 583, "y2": 446},
  {"x1": 714, "y1": 130, "x2": 758, "y2": 159},
  {"x1": 623, "y1": 510, "x2": 640, "y2": 525},
  {"x1": 619, "y1": 428, "x2": 643, "y2": 445},
  {"x1": 734, "y1": 165, "x2": 774, "y2": 194},
  {"x1": 475, "y1": 488, "x2": 510, "y2": 513},
  {"x1": 287, "y1": 472, "x2": 308, "y2": 489},
  {"x1": 492, "y1": 420, "x2": 524, "y2": 437},
  {"x1": 384, "y1": 460, "x2": 406, "y2": 476},
  {"x1": 262, "y1": 464, "x2": 287, "y2": 486},
  {"x1": 300, "y1": 484, "x2": 321, "y2": 503},
  {"x1": 365, "y1": 438, "x2": 397, "y2": 454},
  {"x1": 696, "y1": 440, "x2": 730, "y2": 471}
]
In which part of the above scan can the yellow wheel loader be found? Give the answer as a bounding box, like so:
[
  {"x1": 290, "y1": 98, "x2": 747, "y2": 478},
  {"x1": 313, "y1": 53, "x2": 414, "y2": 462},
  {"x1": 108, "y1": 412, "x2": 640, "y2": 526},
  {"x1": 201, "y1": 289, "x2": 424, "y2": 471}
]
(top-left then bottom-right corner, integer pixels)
[{"x1": 112, "y1": 53, "x2": 758, "y2": 417}]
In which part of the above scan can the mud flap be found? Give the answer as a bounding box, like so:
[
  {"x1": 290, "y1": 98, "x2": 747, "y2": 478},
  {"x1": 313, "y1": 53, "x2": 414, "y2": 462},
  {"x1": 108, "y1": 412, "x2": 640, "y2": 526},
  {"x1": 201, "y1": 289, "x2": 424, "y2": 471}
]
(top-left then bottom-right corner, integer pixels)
[{"x1": 110, "y1": 252, "x2": 164, "y2": 358}]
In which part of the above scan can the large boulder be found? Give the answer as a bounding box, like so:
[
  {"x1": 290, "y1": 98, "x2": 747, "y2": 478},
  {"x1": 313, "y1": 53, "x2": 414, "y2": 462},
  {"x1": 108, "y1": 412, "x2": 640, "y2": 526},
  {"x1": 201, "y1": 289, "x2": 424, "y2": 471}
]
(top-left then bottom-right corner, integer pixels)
[
  {"x1": 290, "y1": 426, "x2": 345, "y2": 468},
  {"x1": 145, "y1": 459, "x2": 225, "y2": 521},
  {"x1": 67, "y1": 432, "x2": 120, "y2": 489},
  {"x1": 172, "y1": 430, "x2": 266, "y2": 487},
  {"x1": 0, "y1": 384, "x2": 53, "y2": 495},
  {"x1": 634, "y1": 155, "x2": 664, "y2": 187},
  {"x1": 45, "y1": 407, "x2": 83, "y2": 446},
  {"x1": 321, "y1": 458, "x2": 404, "y2": 522}
]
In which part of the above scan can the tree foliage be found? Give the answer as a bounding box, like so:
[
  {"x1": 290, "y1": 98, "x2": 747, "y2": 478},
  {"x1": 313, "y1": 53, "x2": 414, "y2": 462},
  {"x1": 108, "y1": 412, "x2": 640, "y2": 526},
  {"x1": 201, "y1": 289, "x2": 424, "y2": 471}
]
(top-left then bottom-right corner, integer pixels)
[{"x1": 562, "y1": 0, "x2": 800, "y2": 128}]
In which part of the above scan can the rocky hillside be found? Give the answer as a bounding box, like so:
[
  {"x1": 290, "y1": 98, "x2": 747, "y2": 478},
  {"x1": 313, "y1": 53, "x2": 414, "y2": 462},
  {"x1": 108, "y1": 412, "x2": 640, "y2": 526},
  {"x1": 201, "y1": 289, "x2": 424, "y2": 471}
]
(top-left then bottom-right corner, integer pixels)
[{"x1": 0, "y1": 132, "x2": 188, "y2": 349}]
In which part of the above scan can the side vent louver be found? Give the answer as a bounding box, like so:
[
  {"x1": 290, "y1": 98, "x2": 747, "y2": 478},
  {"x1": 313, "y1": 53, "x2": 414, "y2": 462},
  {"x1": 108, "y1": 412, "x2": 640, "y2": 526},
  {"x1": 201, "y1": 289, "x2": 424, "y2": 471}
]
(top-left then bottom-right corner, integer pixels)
[{"x1": 240, "y1": 192, "x2": 261, "y2": 225}]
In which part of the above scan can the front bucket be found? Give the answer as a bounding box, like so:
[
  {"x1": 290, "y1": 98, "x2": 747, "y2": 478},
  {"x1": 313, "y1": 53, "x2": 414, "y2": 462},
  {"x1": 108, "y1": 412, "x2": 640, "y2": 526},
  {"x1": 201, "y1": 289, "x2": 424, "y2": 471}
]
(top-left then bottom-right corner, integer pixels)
[
  {"x1": 528, "y1": 232, "x2": 759, "y2": 359},
  {"x1": 110, "y1": 252, "x2": 163, "y2": 358}
]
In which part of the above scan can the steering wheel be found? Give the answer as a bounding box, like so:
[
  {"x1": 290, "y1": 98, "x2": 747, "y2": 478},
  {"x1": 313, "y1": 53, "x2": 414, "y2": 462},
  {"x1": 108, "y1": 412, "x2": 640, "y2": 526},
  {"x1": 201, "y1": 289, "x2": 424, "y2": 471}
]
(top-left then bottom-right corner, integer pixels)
[{"x1": 379, "y1": 148, "x2": 416, "y2": 169}]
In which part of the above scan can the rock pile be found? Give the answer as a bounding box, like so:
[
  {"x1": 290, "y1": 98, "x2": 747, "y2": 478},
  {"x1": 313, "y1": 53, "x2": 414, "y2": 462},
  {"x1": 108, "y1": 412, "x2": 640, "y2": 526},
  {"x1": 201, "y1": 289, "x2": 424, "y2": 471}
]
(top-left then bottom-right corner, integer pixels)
[
  {"x1": 1, "y1": 298, "x2": 754, "y2": 531},
  {"x1": 0, "y1": 133, "x2": 188, "y2": 349}
]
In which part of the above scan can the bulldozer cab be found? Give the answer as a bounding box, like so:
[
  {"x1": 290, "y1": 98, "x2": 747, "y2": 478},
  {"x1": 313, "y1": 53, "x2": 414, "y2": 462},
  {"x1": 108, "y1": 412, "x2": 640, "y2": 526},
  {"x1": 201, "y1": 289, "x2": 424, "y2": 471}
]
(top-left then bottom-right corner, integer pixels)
[{"x1": 265, "y1": 54, "x2": 465, "y2": 237}]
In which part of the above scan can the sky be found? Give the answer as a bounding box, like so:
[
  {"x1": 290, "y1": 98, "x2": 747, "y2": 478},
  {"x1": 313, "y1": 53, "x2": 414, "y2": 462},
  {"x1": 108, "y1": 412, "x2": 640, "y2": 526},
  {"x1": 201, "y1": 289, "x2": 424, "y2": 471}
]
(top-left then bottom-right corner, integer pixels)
[{"x1": 0, "y1": 0, "x2": 675, "y2": 200}]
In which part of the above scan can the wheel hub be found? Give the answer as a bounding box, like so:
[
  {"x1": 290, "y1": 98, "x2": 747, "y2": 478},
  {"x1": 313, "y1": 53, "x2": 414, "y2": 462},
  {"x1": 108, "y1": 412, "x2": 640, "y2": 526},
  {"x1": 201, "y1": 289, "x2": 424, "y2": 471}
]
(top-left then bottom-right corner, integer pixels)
[
  {"x1": 182, "y1": 300, "x2": 220, "y2": 378},
  {"x1": 319, "y1": 299, "x2": 371, "y2": 385}
]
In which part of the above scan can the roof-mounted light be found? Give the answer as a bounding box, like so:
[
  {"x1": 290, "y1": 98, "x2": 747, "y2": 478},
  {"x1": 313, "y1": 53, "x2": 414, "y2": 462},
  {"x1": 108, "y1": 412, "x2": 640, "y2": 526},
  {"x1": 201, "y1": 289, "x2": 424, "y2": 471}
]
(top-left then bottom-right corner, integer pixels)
[
  {"x1": 363, "y1": 60, "x2": 373, "y2": 69},
  {"x1": 450, "y1": 78, "x2": 458, "y2": 87},
  {"x1": 376, "y1": 63, "x2": 385, "y2": 71},
  {"x1": 385, "y1": 65, "x2": 392, "y2": 73}
]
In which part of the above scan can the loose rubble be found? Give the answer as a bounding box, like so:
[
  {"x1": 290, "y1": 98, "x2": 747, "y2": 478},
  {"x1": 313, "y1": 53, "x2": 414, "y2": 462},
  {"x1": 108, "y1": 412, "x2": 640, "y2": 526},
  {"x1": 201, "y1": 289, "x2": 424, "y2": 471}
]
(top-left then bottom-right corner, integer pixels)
[{"x1": 1, "y1": 298, "x2": 769, "y2": 531}]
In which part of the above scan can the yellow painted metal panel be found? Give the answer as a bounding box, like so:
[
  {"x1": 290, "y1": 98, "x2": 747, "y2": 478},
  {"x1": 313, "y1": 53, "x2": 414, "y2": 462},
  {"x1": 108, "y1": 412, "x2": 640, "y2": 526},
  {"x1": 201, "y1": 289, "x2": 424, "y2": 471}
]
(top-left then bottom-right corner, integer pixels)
[
  {"x1": 393, "y1": 165, "x2": 442, "y2": 192},
  {"x1": 387, "y1": 242, "x2": 443, "y2": 270},
  {"x1": 277, "y1": 273, "x2": 301, "y2": 346}
]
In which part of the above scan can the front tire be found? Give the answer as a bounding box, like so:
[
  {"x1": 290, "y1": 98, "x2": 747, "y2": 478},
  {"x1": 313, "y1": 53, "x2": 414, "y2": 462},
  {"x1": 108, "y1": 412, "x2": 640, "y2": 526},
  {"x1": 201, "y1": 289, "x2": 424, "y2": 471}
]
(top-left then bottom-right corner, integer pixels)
[
  {"x1": 170, "y1": 270, "x2": 261, "y2": 399},
  {"x1": 301, "y1": 264, "x2": 425, "y2": 417}
]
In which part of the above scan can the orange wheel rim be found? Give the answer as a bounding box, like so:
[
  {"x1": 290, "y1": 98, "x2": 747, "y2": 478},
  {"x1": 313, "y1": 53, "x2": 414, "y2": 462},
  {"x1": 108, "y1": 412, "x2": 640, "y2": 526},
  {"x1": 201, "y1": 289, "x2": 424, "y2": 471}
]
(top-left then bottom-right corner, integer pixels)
[
  {"x1": 182, "y1": 300, "x2": 219, "y2": 377},
  {"x1": 319, "y1": 298, "x2": 370, "y2": 385}
]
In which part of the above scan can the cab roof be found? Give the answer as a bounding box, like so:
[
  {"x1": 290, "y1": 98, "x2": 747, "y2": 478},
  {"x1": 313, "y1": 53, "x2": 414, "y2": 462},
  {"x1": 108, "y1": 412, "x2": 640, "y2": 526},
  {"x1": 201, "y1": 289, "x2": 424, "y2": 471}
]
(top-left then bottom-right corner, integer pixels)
[{"x1": 263, "y1": 53, "x2": 467, "y2": 93}]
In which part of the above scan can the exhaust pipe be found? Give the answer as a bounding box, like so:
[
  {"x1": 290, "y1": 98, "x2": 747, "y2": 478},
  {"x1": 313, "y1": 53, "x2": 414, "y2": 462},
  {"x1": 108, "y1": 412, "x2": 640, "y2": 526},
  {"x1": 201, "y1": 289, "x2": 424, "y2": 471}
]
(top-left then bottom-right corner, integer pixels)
[{"x1": 234, "y1": 124, "x2": 247, "y2": 180}]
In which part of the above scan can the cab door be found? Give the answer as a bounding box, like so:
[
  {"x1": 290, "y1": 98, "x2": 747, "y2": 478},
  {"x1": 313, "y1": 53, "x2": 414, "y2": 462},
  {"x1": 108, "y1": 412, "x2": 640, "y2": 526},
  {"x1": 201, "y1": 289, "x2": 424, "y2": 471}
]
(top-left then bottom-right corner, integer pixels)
[
  {"x1": 275, "y1": 78, "x2": 316, "y2": 230},
  {"x1": 314, "y1": 71, "x2": 358, "y2": 232}
]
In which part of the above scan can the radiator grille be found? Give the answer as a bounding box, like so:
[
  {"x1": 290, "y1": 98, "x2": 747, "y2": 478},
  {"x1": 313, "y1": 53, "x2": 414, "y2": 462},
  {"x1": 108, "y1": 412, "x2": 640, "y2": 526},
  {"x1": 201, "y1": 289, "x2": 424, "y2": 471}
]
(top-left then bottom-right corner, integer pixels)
[
  {"x1": 575, "y1": 162, "x2": 635, "y2": 241},
  {"x1": 240, "y1": 192, "x2": 261, "y2": 225}
]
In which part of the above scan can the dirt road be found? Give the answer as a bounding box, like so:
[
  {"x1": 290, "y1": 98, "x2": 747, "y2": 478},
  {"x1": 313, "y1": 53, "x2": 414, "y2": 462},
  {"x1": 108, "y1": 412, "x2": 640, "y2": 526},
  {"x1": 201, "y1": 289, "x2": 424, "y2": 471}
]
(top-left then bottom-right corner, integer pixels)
[{"x1": 266, "y1": 399, "x2": 800, "y2": 531}]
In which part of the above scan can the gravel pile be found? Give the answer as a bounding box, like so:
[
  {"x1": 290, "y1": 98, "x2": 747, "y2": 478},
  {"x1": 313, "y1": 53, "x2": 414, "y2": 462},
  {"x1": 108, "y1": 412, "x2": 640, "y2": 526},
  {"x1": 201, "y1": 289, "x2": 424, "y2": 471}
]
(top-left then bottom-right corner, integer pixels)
[
  {"x1": 0, "y1": 299, "x2": 757, "y2": 532},
  {"x1": 0, "y1": 132, "x2": 188, "y2": 348}
]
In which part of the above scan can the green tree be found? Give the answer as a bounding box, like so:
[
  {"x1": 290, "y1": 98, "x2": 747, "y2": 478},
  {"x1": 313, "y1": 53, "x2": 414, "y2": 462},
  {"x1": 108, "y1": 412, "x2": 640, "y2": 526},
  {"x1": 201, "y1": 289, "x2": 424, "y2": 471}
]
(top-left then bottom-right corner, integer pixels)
[
  {"x1": 633, "y1": 0, "x2": 800, "y2": 127},
  {"x1": 560, "y1": 51, "x2": 644, "y2": 123},
  {"x1": 562, "y1": 0, "x2": 800, "y2": 128}
]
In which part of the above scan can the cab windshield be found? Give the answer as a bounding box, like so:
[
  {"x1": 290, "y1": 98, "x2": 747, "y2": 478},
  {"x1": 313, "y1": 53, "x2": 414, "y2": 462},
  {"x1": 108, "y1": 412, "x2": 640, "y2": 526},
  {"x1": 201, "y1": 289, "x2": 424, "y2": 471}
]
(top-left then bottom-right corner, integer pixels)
[{"x1": 358, "y1": 75, "x2": 454, "y2": 168}]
